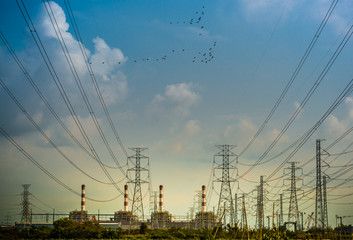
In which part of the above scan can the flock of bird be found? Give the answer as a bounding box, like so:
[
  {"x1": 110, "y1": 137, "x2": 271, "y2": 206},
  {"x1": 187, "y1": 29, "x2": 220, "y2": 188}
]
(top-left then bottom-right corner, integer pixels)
[{"x1": 129, "y1": 5, "x2": 218, "y2": 65}]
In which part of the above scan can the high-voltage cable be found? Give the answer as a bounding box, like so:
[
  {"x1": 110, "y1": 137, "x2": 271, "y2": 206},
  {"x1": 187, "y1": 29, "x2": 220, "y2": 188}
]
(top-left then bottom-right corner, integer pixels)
[
  {"x1": 0, "y1": 79, "x2": 122, "y2": 185},
  {"x1": 237, "y1": 0, "x2": 338, "y2": 158},
  {"x1": 0, "y1": 127, "x2": 121, "y2": 202},
  {"x1": 253, "y1": 25, "x2": 353, "y2": 182},
  {"x1": 61, "y1": 0, "x2": 129, "y2": 159},
  {"x1": 43, "y1": 1, "x2": 126, "y2": 175},
  {"x1": 265, "y1": 76, "x2": 353, "y2": 182},
  {"x1": 0, "y1": 31, "x2": 118, "y2": 170},
  {"x1": 16, "y1": 0, "x2": 125, "y2": 193}
]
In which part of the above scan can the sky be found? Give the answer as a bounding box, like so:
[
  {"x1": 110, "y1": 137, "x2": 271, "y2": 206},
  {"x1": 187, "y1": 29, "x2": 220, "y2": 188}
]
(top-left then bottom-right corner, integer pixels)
[{"x1": 1, "y1": 0, "x2": 353, "y2": 228}]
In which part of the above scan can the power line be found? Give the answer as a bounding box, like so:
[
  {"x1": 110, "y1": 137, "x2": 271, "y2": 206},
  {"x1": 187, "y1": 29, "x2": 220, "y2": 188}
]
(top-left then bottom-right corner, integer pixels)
[
  {"x1": 0, "y1": 31, "x2": 120, "y2": 170},
  {"x1": 244, "y1": 25, "x2": 353, "y2": 181},
  {"x1": 62, "y1": 0, "x2": 130, "y2": 159},
  {"x1": 43, "y1": 0, "x2": 127, "y2": 175},
  {"x1": 0, "y1": 127, "x2": 121, "y2": 203},
  {"x1": 0, "y1": 78, "x2": 123, "y2": 185},
  {"x1": 16, "y1": 0, "x2": 125, "y2": 194},
  {"x1": 238, "y1": 0, "x2": 338, "y2": 158}
]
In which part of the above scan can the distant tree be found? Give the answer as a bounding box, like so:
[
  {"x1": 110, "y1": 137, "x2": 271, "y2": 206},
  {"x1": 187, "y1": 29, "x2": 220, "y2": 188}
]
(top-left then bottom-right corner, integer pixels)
[{"x1": 140, "y1": 222, "x2": 148, "y2": 234}]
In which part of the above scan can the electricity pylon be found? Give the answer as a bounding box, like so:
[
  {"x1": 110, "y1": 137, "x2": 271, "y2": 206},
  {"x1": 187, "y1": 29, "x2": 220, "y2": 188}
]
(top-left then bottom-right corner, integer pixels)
[
  {"x1": 213, "y1": 145, "x2": 237, "y2": 226},
  {"x1": 127, "y1": 147, "x2": 149, "y2": 221}
]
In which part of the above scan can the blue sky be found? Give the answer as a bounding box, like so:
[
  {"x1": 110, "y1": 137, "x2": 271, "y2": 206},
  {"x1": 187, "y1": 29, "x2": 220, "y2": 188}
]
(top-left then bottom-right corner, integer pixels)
[{"x1": 1, "y1": 0, "x2": 353, "y2": 227}]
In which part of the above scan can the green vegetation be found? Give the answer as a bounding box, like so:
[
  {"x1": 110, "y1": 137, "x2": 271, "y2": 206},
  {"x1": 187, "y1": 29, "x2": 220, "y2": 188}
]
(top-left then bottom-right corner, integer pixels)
[{"x1": 0, "y1": 219, "x2": 352, "y2": 239}]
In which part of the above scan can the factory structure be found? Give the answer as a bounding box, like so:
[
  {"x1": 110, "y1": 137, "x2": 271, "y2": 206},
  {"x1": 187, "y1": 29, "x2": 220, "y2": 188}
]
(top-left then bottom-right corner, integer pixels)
[{"x1": 19, "y1": 183, "x2": 217, "y2": 230}]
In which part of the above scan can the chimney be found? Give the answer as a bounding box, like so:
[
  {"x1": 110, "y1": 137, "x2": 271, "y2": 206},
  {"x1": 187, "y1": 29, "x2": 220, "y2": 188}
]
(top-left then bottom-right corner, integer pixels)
[
  {"x1": 159, "y1": 185, "x2": 163, "y2": 212},
  {"x1": 202, "y1": 185, "x2": 206, "y2": 212},
  {"x1": 81, "y1": 184, "x2": 86, "y2": 211},
  {"x1": 124, "y1": 184, "x2": 128, "y2": 211}
]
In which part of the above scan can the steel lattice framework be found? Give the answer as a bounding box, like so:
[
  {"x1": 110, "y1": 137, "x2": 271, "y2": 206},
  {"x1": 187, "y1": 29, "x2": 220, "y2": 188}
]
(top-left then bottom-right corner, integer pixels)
[
  {"x1": 256, "y1": 176, "x2": 264, "y2": 230},
  {"x1": 213, "y1": 145, "x2": 237, "y2": 226},
  {"x1": 285, "y1": 162, "x2": 302, "y2": 228},
  {"x1": 323, "y1": 175, "x2": 328, "y2": 228},
  {"x1": 241, "y1": 194, "x2": 246, "y2": 229},
  {"x1": 21, "y1": 184, "x2": 31, "y2": 225},
  {"x1": 279, "y1": 194, "x2": 284, "y2": 227},
  {"x1": 127, "y1": 147, "x2": 149, "y2": 221},
  {"x1": 315, "y1": 140, "x2": 324, "y2": 228}
]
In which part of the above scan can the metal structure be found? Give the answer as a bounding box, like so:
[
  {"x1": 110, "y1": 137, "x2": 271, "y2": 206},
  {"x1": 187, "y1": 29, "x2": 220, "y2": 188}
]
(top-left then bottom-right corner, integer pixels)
[
  {"x1": 127, "y1": 147, "x2": 149, "y2": 221},
  {"x1": 241, "y1": 194, "x2": 246, "y2": 229},
  {"x1": 285, "y1": 162, "x2": 302, "y2": 229},
  {"x1": 323, "y1": 175, "x2": 328, "y2": 228},
  {"x1": 234, "y1": 193, "x2": 238, "y2": 224},
  {"x1": 195, "y1": 185, "x2": 217, "y2": 229},
  {"x1": 256, "y1": 176, "x2": 264, "y2": 230},
  {"x1": 280, "y1": 194, "x2": 283, "y2": 227},
  {"x1": 20, "y1": 184, "x2": 31, "y2": 225},
  {"x1": 213, "y1": 145, "x2": 237, "y2": 225},
  {"x1": 315, "y1": 139, "x2": 324, "y2": 228}
]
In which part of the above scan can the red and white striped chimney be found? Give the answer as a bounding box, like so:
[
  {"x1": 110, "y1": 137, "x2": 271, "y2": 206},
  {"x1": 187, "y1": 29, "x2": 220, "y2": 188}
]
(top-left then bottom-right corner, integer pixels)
[
  {"x1": 159, "y1": 185, "x2": 163, "y2": 212},
  {"x1": 124, "y1": 184, "x2": 128, "y2": 211},
  {"x1": 202, "y1": 185, "x2": 206, "y2": 212},
  {"x1": 81, "y1": 184, "x2": 86, "y2": 211}
]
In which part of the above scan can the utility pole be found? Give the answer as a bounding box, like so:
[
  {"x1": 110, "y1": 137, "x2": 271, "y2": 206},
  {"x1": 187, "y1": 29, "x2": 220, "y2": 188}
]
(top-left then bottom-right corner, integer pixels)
[
  {"x1": 127, "y1": 147, "x2": 149, "y2": 221},
  {"x1": 213, "y1": 145, "x2": 237, "y2": 226},
  {"x1": 21, "y1": 184, "x2": 31, "y2": 226}
]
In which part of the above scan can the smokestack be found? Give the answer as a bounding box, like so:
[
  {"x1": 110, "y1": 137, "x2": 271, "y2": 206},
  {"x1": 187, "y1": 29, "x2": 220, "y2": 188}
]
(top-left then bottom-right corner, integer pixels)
[
  {"x1": 81, "y1": 184, "x2": 86, "y2": 211},
  {"x1": 124, "y1": 184, "x2": 128, "y2": 211},
  {"x1": 202, "y1": 185, "x2": 206, "y2": 212},
  {"x1": 159, "y1": 185, "x2": 163, "y2": 212}
]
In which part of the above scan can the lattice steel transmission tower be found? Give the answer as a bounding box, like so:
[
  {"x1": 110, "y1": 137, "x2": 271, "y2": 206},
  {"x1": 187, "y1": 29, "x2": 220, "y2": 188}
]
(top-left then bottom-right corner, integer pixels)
[
  {"x1": 213, "y1": 145, "x2": 237, "y2": 225},
  {"x1": 323, "y1": 175, "x2": 328, "y2": 228},
  {"x1": 279, "y1": 194, "x2": 284, "y2": 227},
  {"x1": 21, "y1": 184, "x2": 31, "y2": 225},
  {"x1": 241, "y1": 194, "x2": 246, "y2": 229},
  {"x1": 315, "y1": 139, "x2": 326, "y2": 228},
  {"x1": 256, "y1": 176, "x2": 264, "y2": 230},
  {"x1": 234, "y1": 193, "x2": 238, "y2": 223},
  {"x1": 127, "y1": 147, "x2": 149, "y2": 221},
  {"x1": 285, "y1": 162, "x2": 302, "y2": 229}
]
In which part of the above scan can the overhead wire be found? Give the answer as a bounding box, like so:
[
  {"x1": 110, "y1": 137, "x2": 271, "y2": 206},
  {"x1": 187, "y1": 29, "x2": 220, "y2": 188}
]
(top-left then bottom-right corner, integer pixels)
[
  {"x1": 63, "y1": 0, "x2": 130, "y2": 160},
  {"x1": 0, "y1": 127, "x2": 121, "y2": 202},
  {"x1": 0, "y1": 31, "x2": 119, "y2": 170},
  {"x1": 0, "y1": 78, "x2": 123, "y2": 185},
  {"x1": 16, "y1": 0, "x2": 124, "y2": 194},
  {"x1": 237, "y1": 0, "x2": 338, "y2": 158},
  {"x1": 266, "y1": 76, "x2": 353, "y2": 182},
  {"x1": 43, "y1": 0, "x2": 127, "y2": 175},
  {"x1": 241, "y1": 24, "x2": 353, "y2": 181}
]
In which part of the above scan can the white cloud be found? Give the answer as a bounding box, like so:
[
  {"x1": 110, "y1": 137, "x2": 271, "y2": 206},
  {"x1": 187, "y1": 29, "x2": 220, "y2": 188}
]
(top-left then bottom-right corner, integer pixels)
[
  {"x1": 38, "y1": 1, "x2": 128, "y2": 106},
  {"x1": 345, "y1": 97, "x2": 353, "y2": 120},
  {"x1": 294, "y1": 101, "x2": 304, "y2": 118},
  {"x1": 240, "y1": 0, "x2": 295, "y2": 23},
  {"x1": 184, "y1": 120, "x2": 200, "y2": 137},
  {"x1": 148, "y1": 83, "x2": 201, "y2": 118},
  {"x1": 325, "y1": 114, "x2": 346, "y2": 136},
  {"x1": 324, "y1": 97, "x2": 353, "y2": 137}
]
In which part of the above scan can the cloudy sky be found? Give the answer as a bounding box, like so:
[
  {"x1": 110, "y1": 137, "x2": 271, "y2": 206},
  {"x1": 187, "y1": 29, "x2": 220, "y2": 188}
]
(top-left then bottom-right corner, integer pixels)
[{"x1": 1, "y1": 0, "x2": 353, "y2": 227}]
